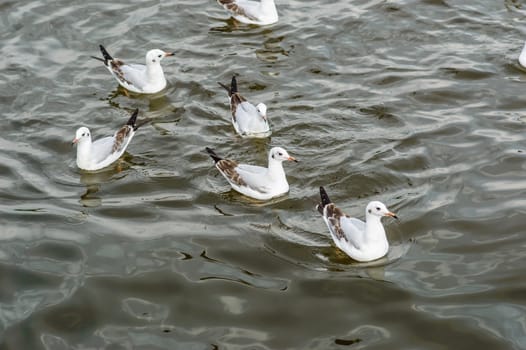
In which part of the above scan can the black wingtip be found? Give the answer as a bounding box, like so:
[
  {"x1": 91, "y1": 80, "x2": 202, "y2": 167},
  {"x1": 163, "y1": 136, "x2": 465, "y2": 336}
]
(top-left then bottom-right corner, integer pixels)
[
  {"x1": 99, "y1": 44, "x2": 113, "y2": 63},
  {"x1": 317, "y1": 186, "x2": 332, "y2": 214},
  {"x1": 316, "y1": 203, "x2": 323, "y2": 215},
  {"x1": 126, "y1": 108, "x2": 139, "y2": 129},
  {"x1": 205, "y1": 147, "x2": 222, "y2": 163},
  {"x1": 230, "y1": 76, "x2": 238, "y2": 94}
]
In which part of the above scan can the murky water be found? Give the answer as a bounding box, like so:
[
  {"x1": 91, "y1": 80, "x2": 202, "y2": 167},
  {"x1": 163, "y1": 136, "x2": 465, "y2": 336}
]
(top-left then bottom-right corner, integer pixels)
[{"x1": 1, "y1": 0, "x2": 526, "y2": 349}]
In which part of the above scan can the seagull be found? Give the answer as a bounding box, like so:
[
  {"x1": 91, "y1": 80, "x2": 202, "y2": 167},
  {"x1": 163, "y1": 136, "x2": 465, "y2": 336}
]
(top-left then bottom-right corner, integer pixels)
[
  {"x1": 216, "y1": 0, "x2": 278, "y2": 25},
  {"x1": 317, "y1": 186, "x2": 398, "y2": 262},
  {"x1": 72, "y1": 108, "x2": 147, "y2": 171},
  {"x1": 218, "y1": 76, "x2": 271, "y2": 138},
  {"x1": 519, "y1": 41, "x2": 526, "y2": 69},
  {"x1": 205, "y1": 146, "x2": 297, "y2": 200},
  {"x1": 91, "y1": 45, "x2": 175, "y2": 94}
]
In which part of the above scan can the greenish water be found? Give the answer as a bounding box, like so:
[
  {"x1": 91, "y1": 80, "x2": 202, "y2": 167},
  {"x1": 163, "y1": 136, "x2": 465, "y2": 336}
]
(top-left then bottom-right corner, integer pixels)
[{"x1": 1, "y1": 0, "x2": 526, "y2": 349}]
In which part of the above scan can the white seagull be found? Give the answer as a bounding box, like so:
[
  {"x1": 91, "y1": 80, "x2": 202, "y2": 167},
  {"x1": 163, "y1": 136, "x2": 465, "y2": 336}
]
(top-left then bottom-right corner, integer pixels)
[
  {"x1": 317, "y1": 186, "x2": 398, "y2": 262},
  {"x1": 217, "y1": 0, "x2": 278, "y2": 25},
  {"x1": 218, "y1": 76, "x2": 271, "y2": 138},
  {"x1": 91, "y1": 45, "x2": 175, "y2": 94},
  {"x1": 519, "y1": 41, "x2": 526, "y2": 69},
  {"x1": 72, "y1": 108, "x2": 146, "y2": 171},
  {"x1": 205, "y1": 146, "x2": 297, "y2": 200}
]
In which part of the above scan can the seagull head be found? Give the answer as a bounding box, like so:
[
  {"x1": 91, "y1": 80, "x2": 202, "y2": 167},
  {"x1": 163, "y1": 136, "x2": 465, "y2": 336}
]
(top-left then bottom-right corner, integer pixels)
[
  {"x1": 146, "y1": 49, "x2": 175, "y2": 65},
  {"x1": 270, "y1": 147, "x2": 297, "y2": 163},
  {"x1": 72, "y1": 127, "x2": 91, "y2": 145},
  {"x1": 256, "y1": 103, "x2": 267, "y2": 121},
  {"x1": 366, "y1": 201, "x2": 398, "y2": 220}
]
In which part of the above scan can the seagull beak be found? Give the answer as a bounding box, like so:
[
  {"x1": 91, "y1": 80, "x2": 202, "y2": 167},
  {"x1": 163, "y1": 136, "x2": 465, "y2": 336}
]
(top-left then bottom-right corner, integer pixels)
[
  {"x1": 164, "y1": 51, "x2": 175, "y2": 57},
  {"x1": 288, "y1": 156, "x2": 298, "y2": 163},
  {"x1": 71, "y1": 138, "x2": 79, "y2": 145},
  {"x1": 385, "y1": 211, "x2": 398, "y2": 220}
]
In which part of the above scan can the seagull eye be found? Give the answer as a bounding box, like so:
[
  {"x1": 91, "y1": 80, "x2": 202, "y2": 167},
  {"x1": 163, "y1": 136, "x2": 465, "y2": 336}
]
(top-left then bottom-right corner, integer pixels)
[
  {"x1": 81, "y1": 133, "x2": 85, "y2": 137},
  {"x1": 278, "y1": 152, "x2": 283, "y2": 156},
  {"x1": 158, "y1": 54, "x2": 162, "y2": 58},
  {"x1": 376, "y1": 207, "x2": 381, "y2": 211}
]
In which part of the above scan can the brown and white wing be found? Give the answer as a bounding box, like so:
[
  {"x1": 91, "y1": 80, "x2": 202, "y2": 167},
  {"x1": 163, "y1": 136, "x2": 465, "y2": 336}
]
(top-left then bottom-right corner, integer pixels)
[
  {"x1": 112, "y1": 124, "x2": 134, "y2": 154},
  {"x1": 322, "y1": 204, "x2": 347, "y2": 241},
  {"x1": 216, "y1": 160, "x2": 270, "y2": 193},
  {"x1": 323, "y1": 204, "x2": 365, "y2": 250},
  {"x1": 217, "y1": 0, "x2": 260, "y2": 21},
  {"x1": 109, "y1": 60, "x2": 147, "y2": 92},
  {"x1": 215, "y1": 159, "x2": 246, "y2": 187},
  {"x1": 90, "y1": 125, "x2": 134, "y2": 168},
  {"x1": 108, "y1": 59, "x2": 133, "y2": 86},
  {"x1": 230, "y1": 92, "x2": 247, "y2": 122}
]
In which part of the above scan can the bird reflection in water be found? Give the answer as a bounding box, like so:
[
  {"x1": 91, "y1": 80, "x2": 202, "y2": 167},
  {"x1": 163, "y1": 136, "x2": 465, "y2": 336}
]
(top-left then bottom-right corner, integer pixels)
[{"x1": 78, "y1": 158, "x2": 131, "y2": 207}]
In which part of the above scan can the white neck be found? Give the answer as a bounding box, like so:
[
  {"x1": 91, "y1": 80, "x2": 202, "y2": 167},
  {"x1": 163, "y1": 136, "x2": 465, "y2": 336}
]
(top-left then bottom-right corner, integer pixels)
[
  {"x1": 76, "y1": 138, "x2": 93, "y2": 169},
  {"x1": 146, "y1": 62, "x2": 166, "y2": 84},
  {"x1": 267, "y1": 155, "x2": 286, "y2": 181},
  {"x1": 364, "y1": 214, "x2": 388, "y2": 243}
]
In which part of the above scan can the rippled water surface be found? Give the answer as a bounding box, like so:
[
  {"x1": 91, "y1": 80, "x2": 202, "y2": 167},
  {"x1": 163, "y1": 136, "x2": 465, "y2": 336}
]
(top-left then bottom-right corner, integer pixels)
[{"x1": 1, "y1": 0, "x2": 526, "y2": 349}]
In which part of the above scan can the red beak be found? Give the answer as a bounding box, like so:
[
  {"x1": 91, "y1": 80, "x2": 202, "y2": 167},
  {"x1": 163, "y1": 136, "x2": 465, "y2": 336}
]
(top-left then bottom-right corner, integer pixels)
[{"x1": 385, "y1": 211, "x2": 398, "y2": 220}]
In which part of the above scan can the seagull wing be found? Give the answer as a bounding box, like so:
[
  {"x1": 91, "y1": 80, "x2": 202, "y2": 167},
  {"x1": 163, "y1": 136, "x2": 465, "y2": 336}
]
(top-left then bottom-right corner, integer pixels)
[
  {"x1": 323, "y1": 204, "x2": 365, "y2": 251},
  {"x1": 216, "y1": 160, "x2": 270, "y2": 193},
  {"x1": 108, "y1": 59, "x2": 147, "y2": 91},
  {"x1": 339, "y1": 216, "x2": 366, "y2": 249},
  {"x1": 217, "y1": 0, "x2": 260, "y2": 21},
  {"x1": 117, "y1": 64, "x2": 148, "y2": 90},
  {"x1": 90, "y1": 136, "x2": 116, "y2": 164},
  {"x1": 234, "y1": 101, "x2": 259, "y2": 132},
  {"x1": 90, "y1": 125, "x2": 135, "y2": 168},
  {"x1": 230, "y1": 92, "x2": 247, "y2": 122}
]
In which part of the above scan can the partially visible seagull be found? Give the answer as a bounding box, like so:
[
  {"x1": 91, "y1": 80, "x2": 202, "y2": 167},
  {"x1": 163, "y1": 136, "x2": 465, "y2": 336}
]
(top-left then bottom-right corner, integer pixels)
[
  {"x1": 91, "y1": 45, "x2": 175, "y2": 94},
  {"x1": 519, "y1": 41, "x2": 526, "y2": 69},
  {"x1": 217, "y1": 0, "x2": 278, "y2": 25},
  {"x1": 205, "y1": 146, "x2": 297, "y2": 200},
  {"x1": 317, "y1": 186, "x2": 398, "y2": 262},
  {"x1": 218, "y1": 76, "x2": 271, "y2": 138},
  {"x1": 72, "y1": 108, "x2": 147, "y2": 171}
]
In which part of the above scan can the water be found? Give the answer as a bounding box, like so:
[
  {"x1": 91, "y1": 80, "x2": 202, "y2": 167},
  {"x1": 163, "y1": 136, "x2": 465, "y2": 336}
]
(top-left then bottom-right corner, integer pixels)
[{"x1": 1, "y1": 0, "x2": 526, "y2": 348}]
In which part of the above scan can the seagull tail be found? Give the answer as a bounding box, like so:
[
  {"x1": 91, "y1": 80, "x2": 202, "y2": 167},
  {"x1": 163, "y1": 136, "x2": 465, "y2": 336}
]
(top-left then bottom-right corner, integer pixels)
[
  {"x1": 126, "y1": 108, "x2": 139, "y2": 129},
  {"x1": 90, "y1": 56, "x2": 105, "y2": 63},
  {"x1": 99, "y1": 44, "x2": 113, "y2": 64},
  {"x1": 217, "y1": 81, "x2": 232, "y2": 96},
  {"x1": 230, "y1": 75, "x2": 238, "y2": 94},
  {"x1": 217, "y1": 76, "x2": 238, "y2": 97},
  {"x1": 134, "y1": 117, "x2": 151, "y2": 131},
  {"x1": 205, "y1": 147, "x2": 223, "y2": 163},
  {"x1": 126, "y1": 108, "x2": 151, "y2": 131},
  {"x1": 133, "y1": 118, "x2": 152, "y2": 131},
  {"x1": 317, "y1": 186, "x2": 332, "y2": 214}
]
